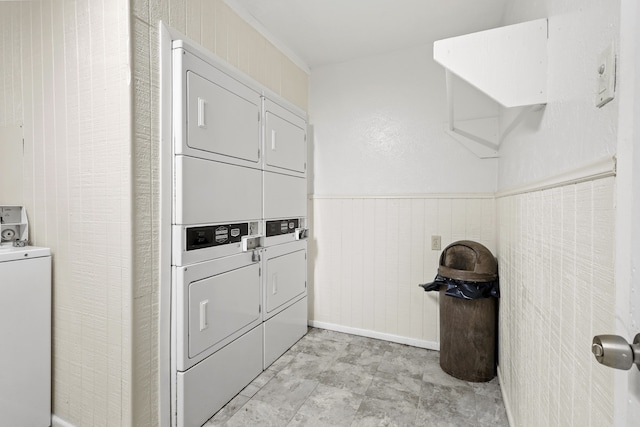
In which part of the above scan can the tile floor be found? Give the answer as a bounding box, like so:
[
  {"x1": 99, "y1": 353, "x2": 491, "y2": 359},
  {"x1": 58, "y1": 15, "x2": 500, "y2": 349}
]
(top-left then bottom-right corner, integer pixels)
[{"x1": 204, "y1": 327, "x2": 509, "y2": 427}]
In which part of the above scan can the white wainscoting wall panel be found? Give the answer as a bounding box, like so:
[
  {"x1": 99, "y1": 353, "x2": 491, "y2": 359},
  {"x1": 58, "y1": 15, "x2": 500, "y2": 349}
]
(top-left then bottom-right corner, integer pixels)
[
  {"x1": 497, "y1": 176, "x2": 616, "y2": 427},
  {"x1": 308, "y1": 195, "x2": 496, "y2": 347}
]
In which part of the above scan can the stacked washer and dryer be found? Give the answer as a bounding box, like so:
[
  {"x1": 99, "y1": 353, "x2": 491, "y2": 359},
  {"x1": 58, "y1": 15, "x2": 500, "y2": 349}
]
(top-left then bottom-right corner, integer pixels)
[{"x1": 170, "y1": 40, "x2": 308, "y2": 427}]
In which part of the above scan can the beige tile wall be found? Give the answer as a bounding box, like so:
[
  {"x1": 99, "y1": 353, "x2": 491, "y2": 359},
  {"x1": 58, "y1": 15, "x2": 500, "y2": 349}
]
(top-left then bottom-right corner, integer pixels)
[
  {"x1": 309, "y1": 196, "x2": 496, "y2": 345},
  {"x1": 0, "y1": 0, "x2": 133, "y2": 426},
  {"x1": 497, "y1": 177, "x2": 616, "y2": 426},
  {"x1": 131, "y1": 1, "x2": 309, "y2": 425}
]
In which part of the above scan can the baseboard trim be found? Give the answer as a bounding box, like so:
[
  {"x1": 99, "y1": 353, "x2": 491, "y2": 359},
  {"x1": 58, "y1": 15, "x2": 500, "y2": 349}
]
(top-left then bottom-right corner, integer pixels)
[
  {"x1": 307, "y1": 320, "x2": 440, "y2": 351},
  {"x1": 52, "y1": 414, "x2": 77, "y2": 427},
  {"x1": 497, "y1": 368, "x2": 515, "y2": 427},
  {"x1": 309, "y1": 193, "x2": 495, "y2": 200}
]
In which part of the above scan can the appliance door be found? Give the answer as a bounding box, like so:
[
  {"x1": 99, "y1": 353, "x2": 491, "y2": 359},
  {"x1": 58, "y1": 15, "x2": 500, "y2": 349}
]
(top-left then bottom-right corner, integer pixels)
[
  {"x1": 174, "y1": 156, "x2": 262, "y2": 226},
  {"x1": 263, "y1": 98, "x2": 306, "y2": 177},
  {"x1": 263, "y1": 171, "x2": 306, "y2": 220},
  {"x1": 263, "y1": 240, "x2": 307, "y2": 320},
  {"x1": 173, "y1": 46, "x2": 261, "y2": 168},
  {"x1": 175, "y1": 252, "x2": 262, "y2": 371}
]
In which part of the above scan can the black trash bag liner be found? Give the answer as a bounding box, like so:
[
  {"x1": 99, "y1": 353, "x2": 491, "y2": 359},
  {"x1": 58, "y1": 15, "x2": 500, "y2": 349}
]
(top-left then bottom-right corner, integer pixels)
[{"x1": 420, "y1": 274, "x2": 499, "y2": 300}]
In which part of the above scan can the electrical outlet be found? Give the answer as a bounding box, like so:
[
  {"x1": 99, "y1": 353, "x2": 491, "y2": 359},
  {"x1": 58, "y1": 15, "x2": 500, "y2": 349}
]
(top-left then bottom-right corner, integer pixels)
[{"x1": 431, "y1": 235, "x2": 442, "y2": 251}]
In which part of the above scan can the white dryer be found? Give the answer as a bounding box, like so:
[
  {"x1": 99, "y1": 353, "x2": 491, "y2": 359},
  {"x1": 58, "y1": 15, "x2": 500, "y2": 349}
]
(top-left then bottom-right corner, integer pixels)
[{"x1": 262, "y1": 96, "x2": 307, "y2": 223}]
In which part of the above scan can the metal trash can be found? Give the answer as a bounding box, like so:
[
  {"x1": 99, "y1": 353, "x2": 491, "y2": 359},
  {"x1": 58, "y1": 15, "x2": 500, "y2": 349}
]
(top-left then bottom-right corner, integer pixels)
[{"x1": 420, "y1": 240, "x2": 499, "y2": 382}]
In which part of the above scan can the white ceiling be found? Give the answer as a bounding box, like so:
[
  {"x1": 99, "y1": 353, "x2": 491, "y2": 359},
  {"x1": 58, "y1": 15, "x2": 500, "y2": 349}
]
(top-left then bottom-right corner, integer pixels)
[{"x1": 226, "y1": 0, "x2": 509, "y2": 71}]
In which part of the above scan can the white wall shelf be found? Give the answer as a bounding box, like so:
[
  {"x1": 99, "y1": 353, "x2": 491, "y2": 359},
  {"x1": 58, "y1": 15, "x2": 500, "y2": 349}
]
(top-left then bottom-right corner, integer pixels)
[
  {"x1": 0, "y1": 206, "x2": 28, "y2": 246},
  {"x1": 434, "y1": 18, "x2": 548, "y2": 158}
]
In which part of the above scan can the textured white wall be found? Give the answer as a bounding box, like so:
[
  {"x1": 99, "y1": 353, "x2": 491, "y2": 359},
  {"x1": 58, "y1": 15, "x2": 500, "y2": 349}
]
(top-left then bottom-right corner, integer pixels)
[
  {"x1": 131, "y1": 1, "x2": 309, "y2": 425},
  {"x1": 0, "y1": 2, "x2": 25, "y2": 204},
  {"x1": 498, "y1": 0, "x2": 620, "y2": 190},
  {"x1": 309, "y1": 44, "x2": 499, "y2": 196},
  {"x1": 0, "y1": 1, "x2": 133, "y2": 426},
  {"x1": 497, "y1": 177, "x2": 615, "y2": 426},
  {"x1": 0, "y1": 126, "x2": 24, "y2": 204}
]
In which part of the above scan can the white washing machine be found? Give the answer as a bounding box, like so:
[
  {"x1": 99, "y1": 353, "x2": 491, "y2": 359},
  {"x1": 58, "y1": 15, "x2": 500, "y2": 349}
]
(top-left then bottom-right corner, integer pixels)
[{"x1": 0, "y1": 246, "x2": 51, "y2": 427}]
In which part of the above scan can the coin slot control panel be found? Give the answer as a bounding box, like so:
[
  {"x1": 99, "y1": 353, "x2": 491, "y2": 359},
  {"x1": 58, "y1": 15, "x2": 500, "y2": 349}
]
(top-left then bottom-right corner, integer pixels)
[
  {"x1": 266, "y1": 219, "x2": 299, "y2": 237},
  {"x1": 186, "y1": 223, "x2": 249, "y2": 251}
]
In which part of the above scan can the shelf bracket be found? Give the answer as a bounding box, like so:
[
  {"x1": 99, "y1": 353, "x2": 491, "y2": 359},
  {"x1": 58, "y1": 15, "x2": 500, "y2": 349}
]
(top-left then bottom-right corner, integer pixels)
[
  {"x1": 499, "y1": 103, "x2": 545, "y2": 143},
  {"x1": 436, "y1": 18, "x2": 548, "y2": 159},
  {"x1": 446, "y1": 70, "x2": 499, "y2": 153}
]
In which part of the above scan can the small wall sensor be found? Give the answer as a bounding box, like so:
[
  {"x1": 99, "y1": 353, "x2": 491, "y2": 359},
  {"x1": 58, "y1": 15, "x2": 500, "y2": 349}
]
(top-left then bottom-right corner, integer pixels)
[{"x1": 597, "y1": 43, "x2": 616, "y2": 108}]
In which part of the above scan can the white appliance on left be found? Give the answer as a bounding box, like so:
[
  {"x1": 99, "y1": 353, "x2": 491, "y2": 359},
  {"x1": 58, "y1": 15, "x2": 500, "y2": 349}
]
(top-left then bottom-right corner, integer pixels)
[{"x1": 0, "y1": 206, "x2": 51, "y2": 427}]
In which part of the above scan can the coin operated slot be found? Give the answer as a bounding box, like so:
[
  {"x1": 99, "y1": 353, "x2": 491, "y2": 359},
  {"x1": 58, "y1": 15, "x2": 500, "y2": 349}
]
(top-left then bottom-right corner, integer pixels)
[
  {"x1": 241, "y1": 235, "x2": 263, "y2": 252},
  {"x1": 266, "y1": 219, "x2": 299, "y2": 237},
  {"x1": 186, "y1": 222, "x2": 249, "y2": 251},
  {"x1": 295, "y1": 228, "x2": 308, "y2": 240}
]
